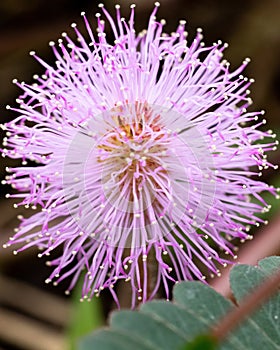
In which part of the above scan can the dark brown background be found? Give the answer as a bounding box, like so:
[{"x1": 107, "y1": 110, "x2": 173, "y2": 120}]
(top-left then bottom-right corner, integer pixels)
[{"x1": 0, "y1": 0, "x2": 279, "y2": 349}]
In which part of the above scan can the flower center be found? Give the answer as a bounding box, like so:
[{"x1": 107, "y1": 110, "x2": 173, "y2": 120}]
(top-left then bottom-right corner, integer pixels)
[
  {"x1": 95, "y1": 102, "x2": 172, "y2": 229},
  {"x1": 98, "y1": 102, "x2": 169, "y2": 184}
]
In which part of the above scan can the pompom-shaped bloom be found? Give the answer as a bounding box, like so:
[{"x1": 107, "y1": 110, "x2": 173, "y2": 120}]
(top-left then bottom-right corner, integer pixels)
[{"x1": 2, "y1": 3, "x2": 278, "y2": 307}]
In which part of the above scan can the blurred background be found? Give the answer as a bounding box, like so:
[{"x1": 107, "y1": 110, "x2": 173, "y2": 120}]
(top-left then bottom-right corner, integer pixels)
[{"x1": 0, "y1": 0, "x2": 279, "y2": 349}]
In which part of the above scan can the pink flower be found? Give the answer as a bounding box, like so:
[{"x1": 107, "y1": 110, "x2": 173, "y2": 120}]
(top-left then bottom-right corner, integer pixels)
[{"x1": 2, "y1": 3, "x2": 278, "y2": 307}]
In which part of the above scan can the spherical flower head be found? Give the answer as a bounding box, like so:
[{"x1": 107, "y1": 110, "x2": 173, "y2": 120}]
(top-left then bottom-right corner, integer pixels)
[{"x1": 2, "y1": 3, "x2": 278, "y2": 307}]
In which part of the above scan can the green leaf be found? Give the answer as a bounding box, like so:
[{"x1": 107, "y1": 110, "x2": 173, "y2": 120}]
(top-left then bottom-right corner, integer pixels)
[
  {"x1": 111, "y1": 310, "x2": 186, "y2": 349},
  {"x1": 79, "y1": 329, "x2": 156, "y2": 350},
  {"x1": 180, "y1": 335, "x2": 217, "y2": 350},
  {"x1": 67, "y1": 277, "x2": 104, "y2": 350},
  {"x1": 227, "y1": 256, "x2": 280, "y2": 349},
  {"x1": 78, "y1": 256, "x2": 280, "y2": 350}
]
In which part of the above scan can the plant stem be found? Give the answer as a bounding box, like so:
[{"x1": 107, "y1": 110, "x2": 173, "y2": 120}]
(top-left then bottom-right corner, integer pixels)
[
  {"x1": 136, "y1": 246, "x2": 158, "y2": 307},
  {"x1": 147, "y1": 247, "x2": 158, "y2": 299},
  {"x1": 211, "y1": 267, "x2": 280, "y2": 342}
]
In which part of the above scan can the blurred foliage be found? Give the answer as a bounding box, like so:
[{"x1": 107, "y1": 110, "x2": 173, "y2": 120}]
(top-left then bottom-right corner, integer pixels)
[{"x1": 67, "y1": 275, "x2": 105, "y2": 350}]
